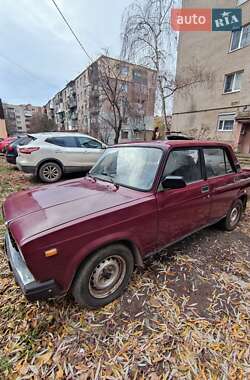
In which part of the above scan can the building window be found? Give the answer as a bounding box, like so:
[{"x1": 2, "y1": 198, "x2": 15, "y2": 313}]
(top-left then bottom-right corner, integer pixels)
[
  {"x1": 132, "y1": 69, "x2": 147, "y2": 84},
  {"x1": 120, "y1": 82, "x2": 128, "y2": 93},
  {"x1": 217, "y1": 114, "x2": 235, "y2": 131},
  {"x1": 230, "y1": 24, "x2": 250, "y2": 51},
  {"x1": 121, "y1": 131, "x2": 129, "y2": 139},
  {"x1": 120, "y1": 66, "x2": 129, "y2": 76},
  {"x1": 224, "y1": 71, "x2": 243, "y2": 93}
]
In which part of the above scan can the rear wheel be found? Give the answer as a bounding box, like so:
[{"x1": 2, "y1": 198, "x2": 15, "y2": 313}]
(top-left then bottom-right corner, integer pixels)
[
  {"x1": 72, "y1": 244, "x2": 134, "y2": 308},
  {"x1": 38, "y1": 162, "x2": 62, "y2": 183},
  {"x1": 219, "y1": 199, "x2": 243, "y2": 231}
]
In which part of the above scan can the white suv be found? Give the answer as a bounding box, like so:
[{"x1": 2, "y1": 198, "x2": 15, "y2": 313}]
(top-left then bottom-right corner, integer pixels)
[{"x1": 16, "y1": 132, "x2": 106, "y2": 183}]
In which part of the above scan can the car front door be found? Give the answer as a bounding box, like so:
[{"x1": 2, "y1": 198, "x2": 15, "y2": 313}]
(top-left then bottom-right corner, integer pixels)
[
  {"x1": 156, "y1": 147, "x2": 211, "y2": 248},
  {"x1": 76, "y1": 137, "x2": 104, "y2": 168}
]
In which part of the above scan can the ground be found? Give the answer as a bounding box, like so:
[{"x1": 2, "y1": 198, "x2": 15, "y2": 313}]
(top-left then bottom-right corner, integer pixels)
[{"x1": 0, "y1": 158, "x2": 249, "y2": 380}]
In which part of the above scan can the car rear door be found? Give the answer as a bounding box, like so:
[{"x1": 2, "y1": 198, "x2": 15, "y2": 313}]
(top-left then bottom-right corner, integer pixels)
[
  {"x1": 156, "y1": 147, "x2": 211, "y2": 248},
  {"x1": 45, "y1": 136, "x2": 81, "y2": 168},
  {"x1": 75, "y1": 136, "x2": 104, "y2": 168},
  {"x1": 202, "y1": 147, "x2": 238, "y2": 223}
]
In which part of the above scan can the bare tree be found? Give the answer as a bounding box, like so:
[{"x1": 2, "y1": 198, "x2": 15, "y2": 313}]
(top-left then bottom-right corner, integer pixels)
[
  {"x1": 121, "y1": 0, "x2": 213, "y2": 133},
  {"x1": 98, "y1": 56, "x2": 130, "y2": 144},
  {"x1": 29, "y1": 114, "x2": 57, "y2": 133}
]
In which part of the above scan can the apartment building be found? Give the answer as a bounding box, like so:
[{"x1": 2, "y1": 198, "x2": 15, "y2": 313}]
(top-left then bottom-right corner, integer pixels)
[
  {"x1": 3, "y1": 103, "x2": 42, "y2": 135},
  {"x1": 45, "y1": 55, "x2": 157, "y2": 144},
  {"x1": 172, "y1": 0, "x2": 250, "y2": 154},
  {"x1": 0, "y1": 99, "x2": 7, "y2": 139}
]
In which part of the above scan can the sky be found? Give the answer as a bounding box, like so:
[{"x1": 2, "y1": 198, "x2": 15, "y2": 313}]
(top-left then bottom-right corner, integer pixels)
[{"x1": 0, "y1": 0, "x2": 133, "y2": 106}]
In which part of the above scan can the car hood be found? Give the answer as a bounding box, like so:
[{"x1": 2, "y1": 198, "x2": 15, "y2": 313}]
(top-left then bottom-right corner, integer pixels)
[{"x1": 3, "y1": 177, "x2": 146, "y2": 245}]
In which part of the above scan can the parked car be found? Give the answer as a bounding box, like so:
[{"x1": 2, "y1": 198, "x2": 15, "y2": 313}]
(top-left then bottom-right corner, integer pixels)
[
  {"x1": 0, "y1": 136, "x2": 17, "y2": 154},
  {"x1": 16, "y1": 132, "x2": 107, "y2": 183},
  {"x1": 3, "y1": 141, "x2": 250, "y2": 308},
  {"x1": 166, "y1": 133, "x2": 193, "y2": 140},
  {"x1": 6, "y1": 135, "x2": 36, "y2": 165}
]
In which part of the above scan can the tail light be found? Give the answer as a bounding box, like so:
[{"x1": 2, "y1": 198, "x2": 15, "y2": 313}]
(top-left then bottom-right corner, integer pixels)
[
  {"x1": 19, "y1": 147, "x2": 40, "y2": 154},
  {"x1": 7, "y1": 145, "x2": 14, "y2": 152}
]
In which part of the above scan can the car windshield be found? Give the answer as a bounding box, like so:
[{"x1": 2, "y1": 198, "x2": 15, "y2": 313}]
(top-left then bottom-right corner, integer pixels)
[{"x1": 90, "y1": 146, "x2": 163, "y2": 191}]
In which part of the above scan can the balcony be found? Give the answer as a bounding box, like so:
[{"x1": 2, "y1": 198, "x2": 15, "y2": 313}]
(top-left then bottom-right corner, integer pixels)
[
  {"x1": 24, "y1": 111, "x2": 32, "y2": 117},
  {"x1": 56, "y1": 104, "x2": 64, "y2": 114},
  {"x1": 68, "y1": 98, "x2": 77, "y2": 109},
  {"x1": 71, "y1": 112, "x2": 78, "y2": 120}
]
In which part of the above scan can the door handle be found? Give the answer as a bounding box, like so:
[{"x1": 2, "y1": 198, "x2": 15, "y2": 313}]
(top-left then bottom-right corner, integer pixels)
[{"x1": 201, "y1": 185, "x2": 209, "y2": 193}]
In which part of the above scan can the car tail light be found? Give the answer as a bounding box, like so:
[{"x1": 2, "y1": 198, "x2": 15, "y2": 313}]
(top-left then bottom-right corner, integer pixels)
[
  {"x1": 7, "y1": 145, "x2": 14, "y2": 152},
  {"x1": 19, "y1": 147, "x2": 40, "y2": 154}
]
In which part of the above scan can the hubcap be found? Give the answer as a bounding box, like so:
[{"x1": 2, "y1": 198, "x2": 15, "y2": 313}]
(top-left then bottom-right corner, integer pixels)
[
  {"x1": 230, "y1": 207, "x2": 239, "y2": 226},
  {"x1": 43, "y1": 165, "x2": 59, "y2": 181},
  {"x1": 89, "y1": 255, "x2": 126, "y2": 298}
]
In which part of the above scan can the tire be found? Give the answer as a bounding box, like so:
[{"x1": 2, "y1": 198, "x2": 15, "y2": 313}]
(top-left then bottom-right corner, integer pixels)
[
  {"x1": 38, "y1": 162, "x2": 62, "y2": 183},
  {"x1": 219, "y1": 199, "x2": 243, "y2": 231},
  {"x1": 72, "y1": 244, "x2": 134, "y2": 308}
]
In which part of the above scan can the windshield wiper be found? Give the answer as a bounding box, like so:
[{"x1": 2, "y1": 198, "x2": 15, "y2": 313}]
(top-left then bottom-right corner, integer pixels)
[
  {"x1": 87, "y1": 173, "x2": 96, "y2": 182},
  {"x1": 98, "y1": 171, "x2": 119, "y2": 189}
]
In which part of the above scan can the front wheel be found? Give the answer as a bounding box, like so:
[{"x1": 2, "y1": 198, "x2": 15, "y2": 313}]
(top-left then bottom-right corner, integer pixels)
[
  {"x1": 72, "y1": 244, "x2": 134, "y2": 308},
  {"x1": 219, "y1": 199, "x2": 243, "y2": 231}
]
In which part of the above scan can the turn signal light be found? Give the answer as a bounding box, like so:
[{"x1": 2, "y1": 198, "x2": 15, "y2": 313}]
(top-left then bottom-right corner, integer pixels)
[{"x1": 44, "y1": 248, "x2": 58, "y2": 257}]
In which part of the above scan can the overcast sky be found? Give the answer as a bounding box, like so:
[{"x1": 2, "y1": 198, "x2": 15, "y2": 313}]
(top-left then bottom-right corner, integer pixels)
[{"x1": 0, "y1": 0, "x2": 132, "y2": 106}]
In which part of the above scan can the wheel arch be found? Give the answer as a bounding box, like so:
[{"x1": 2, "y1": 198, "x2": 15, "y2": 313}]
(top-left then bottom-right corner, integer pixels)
[
  {"x1": 36, "y1": 158, "x2": 64, "y2": 176},
  {"x1": 69, "y1": 238, "x2": 144, "y2": 291},
  {"x1": 239, "y1": 192, "x2": 248, "y2": 211}
]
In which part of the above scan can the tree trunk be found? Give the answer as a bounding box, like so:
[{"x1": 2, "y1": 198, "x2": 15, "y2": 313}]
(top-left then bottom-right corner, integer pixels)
[
  {"x1": 159, "y1": 80, "x2": 170, "y2": 134},
  {"x1": 114, "y1": 118, "x2": 122, "y2": 144}
]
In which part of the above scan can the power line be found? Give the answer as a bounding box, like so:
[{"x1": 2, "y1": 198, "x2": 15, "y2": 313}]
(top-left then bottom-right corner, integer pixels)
[{"x1": 50, "y1": 0, "x2": 93, "y2": 61}]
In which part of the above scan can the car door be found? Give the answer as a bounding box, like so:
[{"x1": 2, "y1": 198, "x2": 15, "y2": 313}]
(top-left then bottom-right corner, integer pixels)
[
  {"x1": 45, "y1": 136, "x2": 82, "y2": 168},
  {"x1": 76, "y1": 136, "x2": 104, "y2": 168},
  {"x1": 156, "y1": 147, "x2": 211, "y2": 248},
  {"x1": 203, "y1": 147, "x2": 238, "y2": 223}
]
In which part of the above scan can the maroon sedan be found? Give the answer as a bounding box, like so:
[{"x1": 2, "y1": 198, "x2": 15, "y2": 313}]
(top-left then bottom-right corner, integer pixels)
[{"x1": 3, "y1": 141, "x2": 250, "y2": 308}]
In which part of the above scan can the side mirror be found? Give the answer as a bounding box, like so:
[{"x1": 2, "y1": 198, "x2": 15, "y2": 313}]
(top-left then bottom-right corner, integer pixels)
[{"x1": 161, "y1": 176, "x2": 186, "y2": 190}]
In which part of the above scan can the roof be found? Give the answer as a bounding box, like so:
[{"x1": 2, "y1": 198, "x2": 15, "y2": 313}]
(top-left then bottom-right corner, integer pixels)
[
  {"x1": 98, "y1": 55, "x2": 157, "y2": 73},
  {"x1": 112, "y1": 140, "x2": 232, "y2": 150}
]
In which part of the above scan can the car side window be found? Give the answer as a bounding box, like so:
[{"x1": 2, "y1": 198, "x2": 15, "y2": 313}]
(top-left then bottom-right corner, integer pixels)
[
  {"x1": 77, "y1": 137, "x2": 102, "y2": 149},
  {"x1": 203, "y1": 148, "x2": 234, "y2": 178},
  {"x1": 45, "y1": 137, "x2": 78, "y2": 148},
  {"x1": 163, "y1": 149, "x2": 202, "y2": 184}
]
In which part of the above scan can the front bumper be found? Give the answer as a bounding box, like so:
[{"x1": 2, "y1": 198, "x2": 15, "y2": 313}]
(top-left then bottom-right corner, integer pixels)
[{"x1": 4, "y1": 231, "x2": 61, "y2": 301}]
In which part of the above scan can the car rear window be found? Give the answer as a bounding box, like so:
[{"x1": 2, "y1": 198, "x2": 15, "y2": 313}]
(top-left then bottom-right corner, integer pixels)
[
  {"x1": 45, "y1": 136, "x2": 78, "y2": 147},
  {"x1": 12, "y1": 136, "x2": 36, "y2": 147}
]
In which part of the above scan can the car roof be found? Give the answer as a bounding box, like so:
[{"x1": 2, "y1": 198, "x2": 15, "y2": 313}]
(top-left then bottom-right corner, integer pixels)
[
  {"x1": 28, "y1": 132, "x2": 95, "y2": 138},
  {"x1": 112, "y1": 140, "x2": 232, "y2": 150}
]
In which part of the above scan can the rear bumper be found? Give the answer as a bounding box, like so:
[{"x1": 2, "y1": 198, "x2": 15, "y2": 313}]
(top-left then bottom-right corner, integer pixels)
[
  {"x1": 17, "y1": 164, "x2": 36, "y2": 175},
  {"x1": 4, "y1": 231, "x2": 62, "y2": 301}
]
